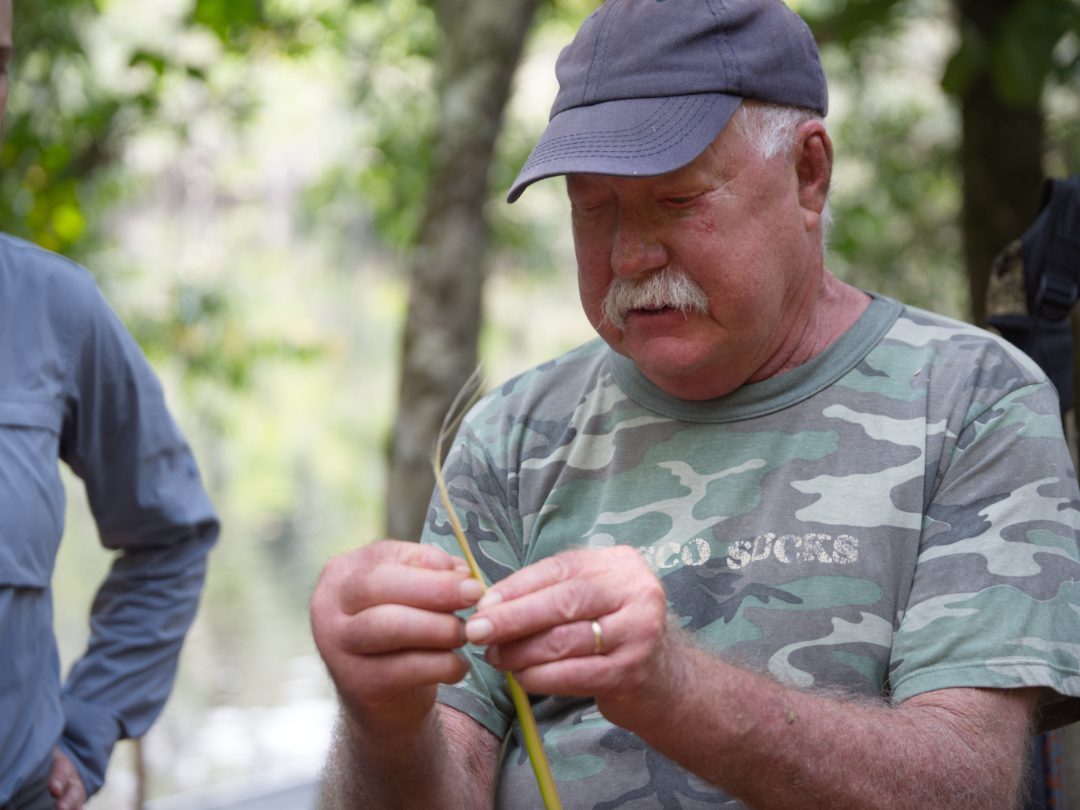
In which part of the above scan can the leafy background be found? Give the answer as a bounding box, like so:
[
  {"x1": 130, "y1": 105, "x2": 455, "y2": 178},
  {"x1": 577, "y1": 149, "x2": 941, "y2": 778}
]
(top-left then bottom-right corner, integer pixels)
[{"x1": 4, "y1": 0, "x2": 1077, "y2": 805}]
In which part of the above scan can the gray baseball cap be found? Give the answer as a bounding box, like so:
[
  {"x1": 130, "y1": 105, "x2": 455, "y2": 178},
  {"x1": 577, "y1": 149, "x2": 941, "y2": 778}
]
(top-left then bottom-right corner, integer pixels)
[{"x1": 507, "y1": 0, "x2": 828, "y2": 203}]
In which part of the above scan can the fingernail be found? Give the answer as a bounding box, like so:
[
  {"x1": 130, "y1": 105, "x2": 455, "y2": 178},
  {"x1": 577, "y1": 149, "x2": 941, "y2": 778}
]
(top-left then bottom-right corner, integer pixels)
[
  {"x1": 459, "y1": 578, "x2": 484, "y2": 602},
  {"x1": 476, "y1": 590, "x2": 502, "y2": 610},
  {"x1": 466, "y1": 616, "x2": 493, "y2": 643}
]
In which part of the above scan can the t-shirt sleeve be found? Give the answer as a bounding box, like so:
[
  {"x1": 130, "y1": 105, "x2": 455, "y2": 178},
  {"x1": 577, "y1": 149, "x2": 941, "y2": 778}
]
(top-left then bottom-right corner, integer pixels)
[{"x1": 889, "y1": 378, "x2": 1080, "y2": 729}]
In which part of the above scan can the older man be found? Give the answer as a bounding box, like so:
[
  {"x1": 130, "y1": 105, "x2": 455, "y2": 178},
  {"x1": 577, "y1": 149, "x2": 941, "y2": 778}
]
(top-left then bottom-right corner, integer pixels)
[{"x1": 311, "y1": 1, "x2": 1080, "y2": 807}]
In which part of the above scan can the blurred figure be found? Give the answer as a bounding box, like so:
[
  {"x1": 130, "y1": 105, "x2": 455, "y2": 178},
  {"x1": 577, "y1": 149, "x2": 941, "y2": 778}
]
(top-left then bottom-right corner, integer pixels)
[{"x1": 0, "y1": 2, "x2": 219, "y2": 808}]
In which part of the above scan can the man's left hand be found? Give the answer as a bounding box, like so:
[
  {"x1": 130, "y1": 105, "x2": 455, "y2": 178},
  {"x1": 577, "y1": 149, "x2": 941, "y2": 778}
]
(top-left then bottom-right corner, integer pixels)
[{"x1": 464, "y1": 545, "x2": 676, "y2": 720}]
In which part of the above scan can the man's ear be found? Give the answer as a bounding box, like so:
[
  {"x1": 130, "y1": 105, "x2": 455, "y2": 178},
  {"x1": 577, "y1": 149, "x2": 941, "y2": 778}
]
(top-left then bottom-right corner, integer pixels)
[{"x1": 794, "y1": 120, "x2": 832, "y2": 218}]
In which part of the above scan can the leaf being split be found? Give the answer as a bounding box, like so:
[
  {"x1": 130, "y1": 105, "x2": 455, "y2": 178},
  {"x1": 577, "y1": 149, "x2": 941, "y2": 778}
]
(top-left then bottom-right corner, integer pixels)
[{"x1": 431, "y1": 368, "x2": 562, "y2": 810}]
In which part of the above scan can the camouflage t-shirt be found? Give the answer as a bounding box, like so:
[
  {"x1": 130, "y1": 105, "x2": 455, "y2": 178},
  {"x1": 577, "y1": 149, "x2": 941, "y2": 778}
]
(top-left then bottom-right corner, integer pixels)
[{"x1": 426, "y1": 295, "x2": 1080, "y2": 809}]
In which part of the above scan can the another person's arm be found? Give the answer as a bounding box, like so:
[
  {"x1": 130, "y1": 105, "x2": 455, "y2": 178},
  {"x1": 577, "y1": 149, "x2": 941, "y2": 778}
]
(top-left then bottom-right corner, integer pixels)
[
  {"x1": 311, "y1": 541, "x2": 501, "y2": 809},
  {"x1": 58, "y1": 271, "x2": 218, "y2": 795}
]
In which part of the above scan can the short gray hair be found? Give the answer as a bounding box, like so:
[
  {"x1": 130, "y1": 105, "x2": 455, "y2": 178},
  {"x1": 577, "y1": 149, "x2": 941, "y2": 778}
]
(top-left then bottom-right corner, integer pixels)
[
  {"x1": 731, "y1": 100, "x2": 820, "y2": 161},
  {"x1": 731, "y1": 100, "x2": 833, "y2": 246}
]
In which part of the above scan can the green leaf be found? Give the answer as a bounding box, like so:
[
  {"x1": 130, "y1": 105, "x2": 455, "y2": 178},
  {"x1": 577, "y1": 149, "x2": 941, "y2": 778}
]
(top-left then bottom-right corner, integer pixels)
[
  {"x1": 129, "y1": 49, "x2": 168, "y2": 76},
  {"x1": 190, "y1": 0, "x2": 265, "y2": 41}
]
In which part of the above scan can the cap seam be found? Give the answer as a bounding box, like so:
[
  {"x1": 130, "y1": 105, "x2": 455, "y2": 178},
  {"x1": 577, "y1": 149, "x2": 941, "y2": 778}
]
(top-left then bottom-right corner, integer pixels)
[
  {"x1": 706, "y1": 0, "x2": 741, "y2": 97},
  {"x1": 583, "y1": 3, "x2": 618, "y2": 107}
]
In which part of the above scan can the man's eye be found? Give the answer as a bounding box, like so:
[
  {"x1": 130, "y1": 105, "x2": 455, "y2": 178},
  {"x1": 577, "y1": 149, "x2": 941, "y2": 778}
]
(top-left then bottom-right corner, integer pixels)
[
  {"x1": 571, "y1": 201, "x2": 609, "y2": 215},
  {"x1": 666, "y1": 195, "x2": 699, "y2": 206}
]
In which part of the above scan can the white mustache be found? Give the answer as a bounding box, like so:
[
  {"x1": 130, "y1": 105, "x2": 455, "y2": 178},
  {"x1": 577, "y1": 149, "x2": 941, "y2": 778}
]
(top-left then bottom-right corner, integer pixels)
[{"x1": 601, "y1": 268, "x2": 710, "y2": 329}]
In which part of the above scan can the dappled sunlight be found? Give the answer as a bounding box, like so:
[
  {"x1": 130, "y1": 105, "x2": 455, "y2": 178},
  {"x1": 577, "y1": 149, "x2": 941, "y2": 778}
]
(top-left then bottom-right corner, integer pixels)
[{"x1": 18, "y1": 0, "x2": 1080, "y2": 807}]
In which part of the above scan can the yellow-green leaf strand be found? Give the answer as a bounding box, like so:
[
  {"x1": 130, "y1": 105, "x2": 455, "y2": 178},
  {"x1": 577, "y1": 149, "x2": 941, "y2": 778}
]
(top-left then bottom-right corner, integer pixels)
[{"x1": 431, "y1": 382, "x2": 563, "y2": 809}]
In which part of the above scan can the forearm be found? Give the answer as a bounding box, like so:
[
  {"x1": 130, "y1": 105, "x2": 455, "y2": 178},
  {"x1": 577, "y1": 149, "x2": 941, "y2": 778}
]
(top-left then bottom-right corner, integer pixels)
[
  {"x1": 322, "y1": 705, "x2": 497, "y2": 810},
  {"x1": 607, "y1": 636, "x2": 1034, "y2": 810},
  {"x1": 62, "y1": 526, "x2": 215, "y2": 793}
]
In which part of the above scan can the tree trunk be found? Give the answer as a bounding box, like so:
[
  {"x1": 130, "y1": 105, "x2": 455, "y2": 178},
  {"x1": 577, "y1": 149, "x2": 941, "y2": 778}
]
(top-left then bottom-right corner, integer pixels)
[
  {"x1": 954, "y1": 0, "x2": 1044, "y2": 326},
  {"x1": 385, "y1": 0, "x2": 542, "y2": 541}
]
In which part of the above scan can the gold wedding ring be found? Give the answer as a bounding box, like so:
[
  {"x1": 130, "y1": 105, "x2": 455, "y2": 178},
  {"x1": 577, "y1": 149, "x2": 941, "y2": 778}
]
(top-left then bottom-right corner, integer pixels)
[{"x1": 591, "y1": 620, "x2": 604, "y2": 655}]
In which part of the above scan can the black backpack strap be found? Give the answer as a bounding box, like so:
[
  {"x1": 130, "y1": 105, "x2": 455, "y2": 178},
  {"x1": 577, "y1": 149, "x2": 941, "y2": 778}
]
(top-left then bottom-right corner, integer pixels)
[
  {"x1": 1026, "y1": 176, "x2": 1080, "y2": 322},
  {"x1": 987, "y1": 175, "x2": 1080, "y2": 415}
]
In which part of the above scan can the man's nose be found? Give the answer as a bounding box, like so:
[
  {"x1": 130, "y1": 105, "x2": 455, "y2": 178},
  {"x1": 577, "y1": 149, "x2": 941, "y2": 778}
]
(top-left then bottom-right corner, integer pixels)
[{"x1": 610, "y1": 210, "x2": 668, "y2": 278}]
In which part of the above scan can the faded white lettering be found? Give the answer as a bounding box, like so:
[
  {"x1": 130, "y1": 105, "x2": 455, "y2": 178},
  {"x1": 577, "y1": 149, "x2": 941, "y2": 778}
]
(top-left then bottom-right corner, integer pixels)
[
  {"x1": 640, "y1": 537, "x2": 715, "y2": 572},
  {"x1": 681, "y1": 537, "x2": 712, "y2": 566},
  {"x1": 727, "y1": 533, "x2": 861, "y2": 570},
  {"x1": 637, "y1": 533, "x2": 857, "y2": 573}
]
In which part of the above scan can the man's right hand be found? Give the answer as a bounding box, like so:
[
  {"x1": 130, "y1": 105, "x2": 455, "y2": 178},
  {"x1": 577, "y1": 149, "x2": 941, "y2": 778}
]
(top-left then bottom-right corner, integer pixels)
[
  {"x1": 48, "y1": 747, "x2": 85, "y2": 810},
  {"x1": 310, "y1": 540, "x2": 483, "y2": 734}
]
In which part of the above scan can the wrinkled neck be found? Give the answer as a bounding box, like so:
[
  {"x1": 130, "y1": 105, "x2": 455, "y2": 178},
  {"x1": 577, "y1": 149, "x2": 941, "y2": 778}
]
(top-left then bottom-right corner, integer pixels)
[{"x1": 748, "y1": 271, "x2": 870, "y2": 384}]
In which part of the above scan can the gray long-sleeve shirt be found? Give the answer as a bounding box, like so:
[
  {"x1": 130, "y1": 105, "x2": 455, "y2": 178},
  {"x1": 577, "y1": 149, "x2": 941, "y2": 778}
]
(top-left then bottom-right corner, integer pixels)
[{"x1": 0, "y1": 233, "x2": 219, "y2": 800}]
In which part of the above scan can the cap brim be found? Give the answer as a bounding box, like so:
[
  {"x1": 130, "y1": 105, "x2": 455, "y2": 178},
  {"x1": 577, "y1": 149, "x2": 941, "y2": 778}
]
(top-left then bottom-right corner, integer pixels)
[{"x1": 507, "y1": 93, "x2": 742, "y2": 203}]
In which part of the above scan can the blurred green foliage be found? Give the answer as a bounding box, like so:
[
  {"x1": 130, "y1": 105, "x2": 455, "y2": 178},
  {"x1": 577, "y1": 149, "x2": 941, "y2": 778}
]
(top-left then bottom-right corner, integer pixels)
[
  {"x1": 303, "y1": 0, "x2": 440, "y2": 250},
  {"x1": 6, "y1": 0, "x2": 1078, "y2": 286},
  {"x1": 941, "y1": 0, "x2": 1080, "y2": 106},
  {"x1": 3, "y1": 0, "x2": 113, "y2": 253},
  {"x1": 1, "y1": 0, "x2": 306, "y2": 255},
  {"x1": 6, "y1": 1, "x2": 1078, "y2": 801}
]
